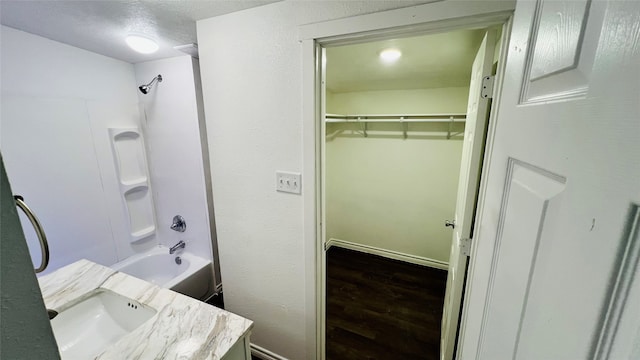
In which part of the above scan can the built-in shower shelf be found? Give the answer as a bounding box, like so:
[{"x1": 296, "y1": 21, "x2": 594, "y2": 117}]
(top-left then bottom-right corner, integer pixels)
[
  {"x1": 109, "y1": 127, "x2": 156, "y2": 243},
  {"x1": 110, "y1": 129, "x2": 148, "y2": 184},
  {"x1": 120, "y1": 179, "x2": 148, "y2": 193},
  {"x1": 131, "y1": 226, "x2": 156, "y2": 242}
]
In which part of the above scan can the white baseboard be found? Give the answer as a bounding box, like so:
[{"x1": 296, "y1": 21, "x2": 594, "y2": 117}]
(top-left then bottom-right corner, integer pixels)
[
  {"x1": 251, "y1": 343, "x2": 289, "y2": 360},
  {"x1": 325, "y1": 238, "x2": 449, "y2": 270}
]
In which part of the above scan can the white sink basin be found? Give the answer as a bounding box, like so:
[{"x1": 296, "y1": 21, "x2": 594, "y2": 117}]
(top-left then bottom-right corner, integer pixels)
[{"x1": 50, "y1": 289, "x2": 156, "y2": 359}]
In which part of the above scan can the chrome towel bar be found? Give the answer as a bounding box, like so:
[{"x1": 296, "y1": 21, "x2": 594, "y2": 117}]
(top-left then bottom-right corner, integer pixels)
[{"x1": 14, "y1": 195, "x2": 49, "y2": 273}]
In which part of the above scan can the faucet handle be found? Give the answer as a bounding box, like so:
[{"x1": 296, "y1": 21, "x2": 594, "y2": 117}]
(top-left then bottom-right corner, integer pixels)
[{"x1": 170, "y1": 215, "x2": 186, "y2": 232}]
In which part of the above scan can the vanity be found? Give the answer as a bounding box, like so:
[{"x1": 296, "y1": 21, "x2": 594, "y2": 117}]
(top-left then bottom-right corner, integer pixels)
[{"x1": 38, "y1": 260, "x2": 253, "y2": 359}]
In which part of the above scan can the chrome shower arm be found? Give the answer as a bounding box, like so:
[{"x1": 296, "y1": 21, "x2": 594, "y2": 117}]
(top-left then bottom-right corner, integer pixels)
[{"x1": 145, "y1": 74, "x2": 162, "y2": 87}]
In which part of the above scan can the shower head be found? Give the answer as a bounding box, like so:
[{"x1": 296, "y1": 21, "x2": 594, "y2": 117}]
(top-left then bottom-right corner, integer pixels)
[{"x1": 138, "y1": 74, "x2": 163, "y2": 94}]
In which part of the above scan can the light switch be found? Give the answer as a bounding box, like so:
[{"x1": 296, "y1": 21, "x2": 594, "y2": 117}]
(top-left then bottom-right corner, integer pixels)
[{"x1": 276, "y1": 171, "x2": 302, "y2": 194}]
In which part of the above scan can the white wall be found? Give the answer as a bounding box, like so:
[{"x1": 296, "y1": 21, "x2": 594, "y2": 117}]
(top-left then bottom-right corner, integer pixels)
[
  {"x1": 326, "y1": 88, "x2": 467, "y2": 263},
  {"x1": 0, "y1": 26, "x2": 146, "y2": 273},
  {"x1": 196, "y1": 1, "x2": 436, "y2": 358},
  {"x1": 328, "y1": 87, "x2": 469, "y2": 114},
  {"x1": 134, "y1": 56, "x2": 218, "y2": 286}
]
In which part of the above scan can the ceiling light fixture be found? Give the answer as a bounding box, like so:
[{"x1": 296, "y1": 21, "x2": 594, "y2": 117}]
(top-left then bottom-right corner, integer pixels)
[
  {"x1": 379, "y1": 48, "x2": 402, "y2": 64},
  {"x1": 125, "y1": 35, "x2": 159, "y2": 54}
]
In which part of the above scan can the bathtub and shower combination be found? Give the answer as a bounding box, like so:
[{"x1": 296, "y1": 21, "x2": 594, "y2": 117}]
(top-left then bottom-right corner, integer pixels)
[{"x1": 111, "y1": 245, "x2": 215, "y2": 301}]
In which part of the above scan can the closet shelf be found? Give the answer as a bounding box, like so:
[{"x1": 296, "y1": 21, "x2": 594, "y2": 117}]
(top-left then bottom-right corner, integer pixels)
[
  {"x1": 325, "y1": 113, "x2": 466, "y2": 139},
  {"x1": 325, "y1": 113, "x2": 466, "y2": 123}
]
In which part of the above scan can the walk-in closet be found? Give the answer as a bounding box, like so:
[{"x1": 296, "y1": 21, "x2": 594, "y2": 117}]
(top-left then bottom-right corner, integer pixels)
[{"x1": 324, "y1": 27, "x2": 500, "y2": 359}]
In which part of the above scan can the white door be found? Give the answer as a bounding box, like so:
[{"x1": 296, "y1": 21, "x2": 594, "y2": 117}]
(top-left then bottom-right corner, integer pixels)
[
  {"x1": 460, "y1": 0, "x2": 640, "y2": 359},
  {"x1": 441, "y1": 29, "x2": 496, "y2": 360}
]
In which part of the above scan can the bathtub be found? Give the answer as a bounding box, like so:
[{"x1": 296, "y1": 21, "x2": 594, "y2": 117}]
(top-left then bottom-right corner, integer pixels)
[{"x1": 111, "y1": 246, "x2": 214, "y2": 300}]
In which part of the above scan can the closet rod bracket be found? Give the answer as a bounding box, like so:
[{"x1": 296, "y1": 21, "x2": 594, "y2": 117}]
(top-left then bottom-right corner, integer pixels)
[
  {"x1": 401, "y1": 117, "x2": 407, "y2": 139},
  {"x1": 447, "y1": 116, "x2": 454, "y2": 139},
  {"x1": 359, "y1": 117, "x2": 368, "y2": 137}
]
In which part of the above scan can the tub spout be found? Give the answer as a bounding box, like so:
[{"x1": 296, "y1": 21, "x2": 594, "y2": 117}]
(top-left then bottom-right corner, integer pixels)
[{"x1": 169, "y1": 240, "x2": 186, "y2": 254}]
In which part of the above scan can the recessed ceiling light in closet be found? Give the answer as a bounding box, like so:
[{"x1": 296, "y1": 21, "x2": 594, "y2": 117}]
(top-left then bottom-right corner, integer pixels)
[{"x1": 379, "y1": 48, "x2": 402, "y2": 64}]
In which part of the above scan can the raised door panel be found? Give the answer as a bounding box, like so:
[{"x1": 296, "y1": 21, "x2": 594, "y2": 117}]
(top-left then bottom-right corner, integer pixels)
[
  {"x1": 520, "y1": 0, "x2": 606, "y2": 103},
  {"x1": 529, "y1": 0, "x2": 589, "y2": 79},
  {"x1": 480, "y1": 160, "x2": 566, "y2": 359}
]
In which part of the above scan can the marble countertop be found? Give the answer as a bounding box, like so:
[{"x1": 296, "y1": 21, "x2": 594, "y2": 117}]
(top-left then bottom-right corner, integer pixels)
[{"x1": 38, "y1": 259, "x2": 253, "y2": 359}]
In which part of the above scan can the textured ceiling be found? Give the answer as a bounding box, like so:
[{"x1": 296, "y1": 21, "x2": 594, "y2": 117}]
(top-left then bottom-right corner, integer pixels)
[
  {"x1": 0, "y1": 0, "x2": 278, "y2": 64},
  {"x1": 326, "y1": 29, "x2": 486, "y2": 92}
]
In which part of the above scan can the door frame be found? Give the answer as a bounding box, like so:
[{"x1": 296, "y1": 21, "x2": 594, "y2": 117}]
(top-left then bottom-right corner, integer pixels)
[{"x1": 300, "y1": 2, "x2": 515, "y2": 359}]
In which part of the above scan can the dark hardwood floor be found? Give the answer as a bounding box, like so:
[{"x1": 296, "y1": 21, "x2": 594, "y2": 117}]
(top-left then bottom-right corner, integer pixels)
[{"x1": 326, "y1": 247, "x2": 448, "y2": 360}]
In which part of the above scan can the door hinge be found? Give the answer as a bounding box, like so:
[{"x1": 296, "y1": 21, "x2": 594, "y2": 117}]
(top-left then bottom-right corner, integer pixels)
[
  {"x1": 460, "y1": 237, "x2": 472, "y2": 257},
  {"x1": 481, "y1": 75, "x2": 495, "y2": 99}
]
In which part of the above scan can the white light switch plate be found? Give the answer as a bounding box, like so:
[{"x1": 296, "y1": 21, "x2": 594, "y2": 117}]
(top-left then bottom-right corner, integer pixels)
[{"x1": 276, "y1": 171, "x2": 301, "y2": 194}]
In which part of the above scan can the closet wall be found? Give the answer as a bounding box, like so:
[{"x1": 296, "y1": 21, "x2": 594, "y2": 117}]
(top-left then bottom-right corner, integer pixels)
[{"x1": 326, "y1": 87, "x2": 467, "y2": 264}]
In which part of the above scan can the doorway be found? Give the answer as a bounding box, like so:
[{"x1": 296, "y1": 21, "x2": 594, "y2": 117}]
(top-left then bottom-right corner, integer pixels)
[{"x1": 319, "y1": 25, "x2": 504, "y2": 359}]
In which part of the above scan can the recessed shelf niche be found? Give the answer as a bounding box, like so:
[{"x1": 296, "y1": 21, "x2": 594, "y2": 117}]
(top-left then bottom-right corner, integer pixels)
[{"x1": 109, "y1": 128, "x2": 156, "y2": 242}]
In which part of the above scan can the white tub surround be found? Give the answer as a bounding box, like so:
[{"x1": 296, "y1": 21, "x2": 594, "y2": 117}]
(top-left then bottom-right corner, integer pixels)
[
  {"x1": 39, "y1": 260, "x2": 253, "y2": 359},
  {"x1": 134, "y1": 56, "x2": 220, "y2": 291},
  {"x1": 1, "y1": 26, "x2": 144, "y2": 273}
]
